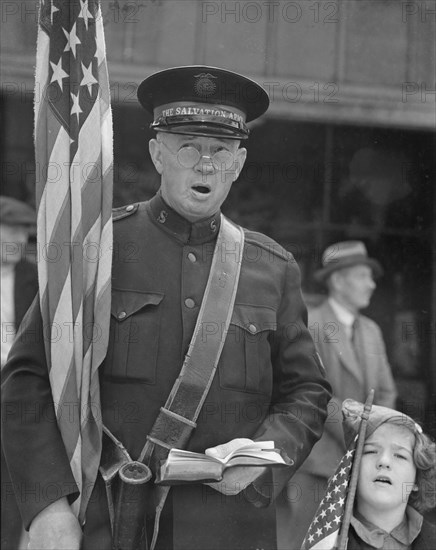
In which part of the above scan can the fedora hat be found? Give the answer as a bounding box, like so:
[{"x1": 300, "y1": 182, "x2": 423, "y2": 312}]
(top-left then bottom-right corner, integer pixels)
[{"x1": 313, "y1": 240, "x2": 383, "y2": 283}]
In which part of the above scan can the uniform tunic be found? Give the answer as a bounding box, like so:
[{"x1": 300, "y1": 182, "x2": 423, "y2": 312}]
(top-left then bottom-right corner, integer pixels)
[{"x1": 2, "y1": 193, "x2": 331, "y2": 550}]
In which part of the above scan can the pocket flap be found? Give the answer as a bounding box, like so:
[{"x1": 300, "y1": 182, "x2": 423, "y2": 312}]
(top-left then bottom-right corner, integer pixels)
[
  {"x1": 231, "y1": 304, "x2": 276, "y2": 334},
  {"x1": 111, "y1": 289, "x2": 164, "y2": 321}
]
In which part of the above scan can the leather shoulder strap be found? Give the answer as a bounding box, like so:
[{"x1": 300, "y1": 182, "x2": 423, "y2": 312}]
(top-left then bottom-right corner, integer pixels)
[{"x1": 139, "y1": 215, "x2": 245, "y2": 463}]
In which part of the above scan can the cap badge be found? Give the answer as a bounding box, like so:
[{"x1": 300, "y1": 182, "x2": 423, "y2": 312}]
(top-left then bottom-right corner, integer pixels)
[{"x1": 194, "y1": 73, "x2": 217, "y2": 97}]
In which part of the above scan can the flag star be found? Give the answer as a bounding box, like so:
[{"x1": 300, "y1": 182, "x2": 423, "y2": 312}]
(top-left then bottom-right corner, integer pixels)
[
  {"x1": 316, "y1": 528, "x2": 323, "y2": 537},
  {"x1": 328, "y1": 503, "x2": 336, "y2": 512},
  {"x1": 346, "y1": 450, "x2": 353, "y2": 458},
  {"x1": 325, "y1": 492, "x2": 332, "y2": 501},
  {"x1": 342, "y1": 480, "x2": 348, "y2": 487},
  {"x1": 313, "y1": 515, "x2": 319, "y2": 524},
  {"x1": 332, "y1": 474, "x2": 338, "y2": 482},
  {"x1": 79, "y1": 0, "x2": 93, "y2": 30},
  {"x1": 339, "y1": 468, "x2": 347, "y2": 476},
  {"x1": 338, "y1": 497, "x2": 345, "y2": 506},
  {"x1": 80, "y1": 61, "x2": 97, "y2": 94},
  {"x1": 320, "y1": 509, "x2": 327, "y2": 518},
  {"x1": 70, "y1": 91, "x2": 82, "y2": 120},
  {"x1": 308, "y1": 534, "x2": 314, "y2": 543},
  {"x1": 50, "y1": 58, "x2": 69, "y2": 91},
  {"x1": 333, "y1": 485, "x2": 341, "y2": 493},
  {"x1": 333, "y1": 515, "x2": 341, "y2": 525},
  {"x1": 63, "y1": 23, "x2": 81, "y2": 58},
  {"x1": 325, "y1": 521, "x2": 332, "y2": 530}
]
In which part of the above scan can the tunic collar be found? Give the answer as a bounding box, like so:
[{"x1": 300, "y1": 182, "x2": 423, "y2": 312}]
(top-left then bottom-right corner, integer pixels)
[
  {"x1": 351, "y1": 506, "x2": 423, "y2": 548},
  {"x1": 148, "y1": 192, "x2": 221, "y2": 245}
]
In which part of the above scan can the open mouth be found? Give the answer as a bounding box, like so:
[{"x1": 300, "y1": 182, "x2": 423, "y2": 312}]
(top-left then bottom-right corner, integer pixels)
[
  {"x1": 192, "y1": 185, "x2": 210, "y2": 194},
  {"x1": 374, "y1": 477, "x2": 392, "y2": 485}
]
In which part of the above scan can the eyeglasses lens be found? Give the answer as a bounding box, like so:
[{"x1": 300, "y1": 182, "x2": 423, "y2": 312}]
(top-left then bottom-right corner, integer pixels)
[{"x1": 177, "y1": 146, "x2": 234, "y2": 170}]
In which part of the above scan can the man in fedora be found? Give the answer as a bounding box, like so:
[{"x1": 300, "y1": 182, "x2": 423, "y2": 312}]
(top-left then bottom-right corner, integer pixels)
[
  {"x1": 277, "y1": 240, "x2": 397, "y2": 548},
  {"x1": 2, "y1": 66, "x2": 331, "y2": 550}
]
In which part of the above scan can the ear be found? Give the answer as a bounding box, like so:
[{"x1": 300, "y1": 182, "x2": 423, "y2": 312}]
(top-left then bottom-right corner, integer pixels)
[
  {"x1": 232, "y1": 147, "x2": 247, "y2": 181},
  {"x1": 149, "y1": 139, "x2": 163, "y2": 175}
]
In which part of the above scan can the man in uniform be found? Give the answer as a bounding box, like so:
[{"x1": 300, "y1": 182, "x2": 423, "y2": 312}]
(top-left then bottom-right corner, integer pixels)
[{"x1": 2, "y1": 66, "x2": 331, "y2": 550}]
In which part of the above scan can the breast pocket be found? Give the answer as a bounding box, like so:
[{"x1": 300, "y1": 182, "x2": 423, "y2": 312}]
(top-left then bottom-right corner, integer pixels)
[
  {"x1": 104, "y1": 289, "x2": 164, "y2": 383},
  {"x1": 218, "y1": 304, "x2": 277, "y2": 394}
]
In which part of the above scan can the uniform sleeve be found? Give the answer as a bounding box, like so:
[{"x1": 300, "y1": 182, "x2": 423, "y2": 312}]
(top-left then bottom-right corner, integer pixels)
[
  {"x1": 250, "y1": 256, "x2": 332, "y2": 502},
  {"x1": 1, "y1": 296, "x2": 79, "y2": 530}
]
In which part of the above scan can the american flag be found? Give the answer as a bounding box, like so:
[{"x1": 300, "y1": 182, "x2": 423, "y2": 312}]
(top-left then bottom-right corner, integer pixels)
[
  {"x1": 301, "y1": 436, "x2": 358, "y2": 550},
  {"x1": 35, "y1": 0, "x2": 113, "y2": 521}
]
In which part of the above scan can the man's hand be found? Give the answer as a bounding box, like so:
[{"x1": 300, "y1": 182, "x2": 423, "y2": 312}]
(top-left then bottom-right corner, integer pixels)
[
  {"x1": 28, "y1": 497, "x2": 82, "y2": 550},
  {"x1": 204, "y1": 438, "x2": 267, "y2": 496}
]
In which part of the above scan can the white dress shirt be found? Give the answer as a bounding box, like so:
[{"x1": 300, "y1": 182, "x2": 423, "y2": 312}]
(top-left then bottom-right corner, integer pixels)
[{"x1": 328, "y1": 297, "x2": 355, "y2": 340}]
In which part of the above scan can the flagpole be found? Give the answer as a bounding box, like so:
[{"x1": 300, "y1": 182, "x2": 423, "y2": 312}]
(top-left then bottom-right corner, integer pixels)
[{"x1": 336, "y1": 389, "x2": 374, "y2": 550}]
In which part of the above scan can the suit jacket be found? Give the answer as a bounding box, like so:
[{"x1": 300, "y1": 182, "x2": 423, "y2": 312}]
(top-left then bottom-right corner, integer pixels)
[
  {"x1": 2, "y1": 194, "x2": 331, "y2": 550},
  {"x1": 300, "y1": 300, "x2": 397, "y2": 478}
]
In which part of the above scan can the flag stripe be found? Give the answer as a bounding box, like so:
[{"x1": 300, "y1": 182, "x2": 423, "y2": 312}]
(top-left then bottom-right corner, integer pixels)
[{"x1": 35, "y1": 0, "x2": 113, "y2": 521}]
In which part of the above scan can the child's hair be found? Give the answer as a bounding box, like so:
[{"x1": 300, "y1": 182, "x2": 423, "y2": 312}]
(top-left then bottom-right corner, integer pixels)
[
  {"x1": 409, "y1": 429, "x2": 436, "y2": 513},
  {"x1": 386, "y1": 418, "x2": 436, "y2": 513},
  {"x1": 342, "y1": 398, "x2": 436, "y2": 513}
]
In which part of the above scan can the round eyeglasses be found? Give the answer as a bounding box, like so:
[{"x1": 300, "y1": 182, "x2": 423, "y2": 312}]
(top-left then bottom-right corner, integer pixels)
[{"x1": 159, "y1": 140, "x2": 235, "y2": 170}]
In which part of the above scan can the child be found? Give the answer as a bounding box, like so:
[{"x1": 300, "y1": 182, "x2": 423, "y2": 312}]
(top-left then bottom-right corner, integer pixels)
[{"x1": 342, "y1": 399, "x2": 436, "y2": 549}]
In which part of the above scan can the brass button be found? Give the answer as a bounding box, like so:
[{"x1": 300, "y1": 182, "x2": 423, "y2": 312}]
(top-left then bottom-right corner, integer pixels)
[
  {"x1": 248, "y1": 323, "x2": 257, "y2": 334},
  {"x1": 126, "y1": 204, "x2": 134, "y2": 212},
  {"x1": 184, "y1": 298, "x2": 195, "y2": 309},
  {"x1": 118, "y1": 311, "x2": 127, "y2": 320},
  {"x1": 187, "y1": 252, "x2": 196, "y2": 263}
]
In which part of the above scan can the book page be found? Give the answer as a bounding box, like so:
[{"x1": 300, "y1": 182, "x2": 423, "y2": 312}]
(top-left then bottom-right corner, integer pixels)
[{"x1": 220, "y1": 440, "x2": 277, "y2": 464}]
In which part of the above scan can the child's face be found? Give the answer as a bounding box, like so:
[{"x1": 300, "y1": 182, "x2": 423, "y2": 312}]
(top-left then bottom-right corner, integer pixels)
[{"x1": 356, "y1": 423, "x2": 417, "y2": 517}]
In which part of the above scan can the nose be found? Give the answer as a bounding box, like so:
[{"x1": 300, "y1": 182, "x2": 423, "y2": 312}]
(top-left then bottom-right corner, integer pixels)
[
  {"x1": 195, "y1": 155, "x2": 216, "y2": 174},
  {"x1": 365, "y1": 272, "x2": 376, "y2": 290},
  {"x1": 376, "y1": 451, "x2": 391, "y2": 470}
]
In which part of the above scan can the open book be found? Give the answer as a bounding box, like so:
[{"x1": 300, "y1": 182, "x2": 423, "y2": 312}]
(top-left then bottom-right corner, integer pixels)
[{"x1": 156, "y1": 440, "x2": 293, "y2": 484}]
